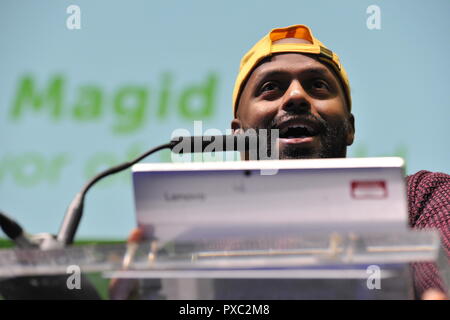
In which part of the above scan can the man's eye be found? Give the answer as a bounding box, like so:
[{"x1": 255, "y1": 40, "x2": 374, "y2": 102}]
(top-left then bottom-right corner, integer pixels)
[
  {"x1": 311, "y1": 80, "x2": 329, "y2": 91},
  {"x1": 260, "y1": 82, "x2": 280, "y2": 93}
]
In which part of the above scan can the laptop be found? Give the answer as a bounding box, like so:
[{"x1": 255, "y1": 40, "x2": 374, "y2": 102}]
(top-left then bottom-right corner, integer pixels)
[
  {"x1": 132, "y1": 157, "x2": 409, "y2": 249},
  {"x1": 129, "y1": 157, "x2": 438, "y2": 299}
]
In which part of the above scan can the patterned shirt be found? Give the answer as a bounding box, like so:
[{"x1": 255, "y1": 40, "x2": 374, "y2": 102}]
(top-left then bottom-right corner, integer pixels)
[{"x1": 407, "y1": 170, "x2": 450, "y2": 298}]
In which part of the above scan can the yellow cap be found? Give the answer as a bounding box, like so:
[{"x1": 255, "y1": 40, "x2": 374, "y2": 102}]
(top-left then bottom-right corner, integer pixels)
[{"x1": 232, "y1": 24, "x2": 351, "y2": 116}]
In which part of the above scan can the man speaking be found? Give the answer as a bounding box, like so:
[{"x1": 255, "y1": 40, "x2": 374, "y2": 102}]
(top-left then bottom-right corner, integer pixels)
[
  {"x1": 111, "y1": 24, "x2": 449, "y2": 300},
  {"x1": 229, "y1": 24, "x2": 449, "y2": 298}
]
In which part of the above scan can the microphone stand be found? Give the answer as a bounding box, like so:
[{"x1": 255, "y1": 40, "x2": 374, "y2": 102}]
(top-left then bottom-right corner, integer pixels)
[{"x1": 0, "y1": 134, "x2": 257, "y2": 299}]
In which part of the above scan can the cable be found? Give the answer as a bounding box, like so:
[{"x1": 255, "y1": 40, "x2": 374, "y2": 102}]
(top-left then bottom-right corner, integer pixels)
[{"x1": 57, "y1": 142, "x2": 175, "y2": 246}]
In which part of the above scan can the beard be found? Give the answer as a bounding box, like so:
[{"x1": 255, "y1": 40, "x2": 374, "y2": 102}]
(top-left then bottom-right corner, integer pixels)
[{"x1": 245, "y1": 113, "x2": 351, "y2": 160}]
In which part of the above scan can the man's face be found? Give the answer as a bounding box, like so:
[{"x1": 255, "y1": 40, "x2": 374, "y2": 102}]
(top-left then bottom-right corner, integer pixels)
[{"x1": 232, "y1": 53, "x2": 355, "y2": 159}]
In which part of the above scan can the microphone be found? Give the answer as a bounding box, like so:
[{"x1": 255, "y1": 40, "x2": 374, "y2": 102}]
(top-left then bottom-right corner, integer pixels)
[
  {"x1": 58, "y1": 134, "x2": 259, "y2": 246},
  {"x1": 0, "y1": 211, "x2": 38, "y2": 248},
  {"x1": 0, "y1": 134, "x2": 260, "y2": 298}
]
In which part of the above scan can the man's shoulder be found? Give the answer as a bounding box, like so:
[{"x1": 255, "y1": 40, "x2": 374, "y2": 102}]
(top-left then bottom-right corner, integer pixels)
[
  {"x1": 407, "y1": 170, "x2": 450, "y2": 185},
  {"x1": 406, "y1": 171, "x2": 450, "y2": 296},
  {"x1": 406, "y1": 170, "x2": 450, "y2": 228}
]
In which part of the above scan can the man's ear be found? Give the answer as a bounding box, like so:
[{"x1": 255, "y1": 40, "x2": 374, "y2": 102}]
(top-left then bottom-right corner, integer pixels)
[
  {"x1": 231, "y1": 118, "x2": 248, "y2": 160},
  {"x1": 346, "y1": 113, "x2": 355, "y2": 146},
  {"x1": 231, "y1": 118, "x2": 243, "y2": 134}
]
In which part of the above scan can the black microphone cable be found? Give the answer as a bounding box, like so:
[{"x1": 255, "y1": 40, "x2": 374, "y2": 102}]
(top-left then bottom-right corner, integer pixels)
[
  {"x1": 57, "y1": 133, "x2": 260, "y2": 246},
  {"x1": 57, "y1": 142, "x2": 175, "y2": 246}
]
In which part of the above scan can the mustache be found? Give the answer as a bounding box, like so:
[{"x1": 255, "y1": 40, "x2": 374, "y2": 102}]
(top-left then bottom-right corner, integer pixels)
[{"x1": 266, "y1": 113, "x2": 327, "y2": 133}]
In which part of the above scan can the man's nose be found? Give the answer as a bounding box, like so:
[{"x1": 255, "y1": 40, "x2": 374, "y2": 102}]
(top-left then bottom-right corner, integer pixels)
[{"x1": 280, "y1": 81, "x2": 310, "y2": 113}]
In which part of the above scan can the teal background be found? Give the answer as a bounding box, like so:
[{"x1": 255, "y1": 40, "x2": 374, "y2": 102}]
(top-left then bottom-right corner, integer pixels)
[{"x1": 0, "y1": 0, "x2": 449, "y2": 239}]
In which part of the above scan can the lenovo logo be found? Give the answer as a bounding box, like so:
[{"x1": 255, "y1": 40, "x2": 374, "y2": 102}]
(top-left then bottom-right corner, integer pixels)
[{"x1": 164, "y1": 192, "x2": 205, "y2": 202}]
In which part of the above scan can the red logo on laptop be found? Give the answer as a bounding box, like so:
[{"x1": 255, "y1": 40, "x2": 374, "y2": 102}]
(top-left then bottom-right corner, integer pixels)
[{"x1": 351, "y1": 181, "x2": 387, "y2": 199}]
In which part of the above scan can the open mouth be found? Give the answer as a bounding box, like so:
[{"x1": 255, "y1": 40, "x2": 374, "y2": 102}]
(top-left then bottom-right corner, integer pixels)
[
  {"x1": 276, "y1": 121, "x2": 321, "y2": 146},
  {"x1": 279, "y1": 125, "x2": 317, "y2": 139}
]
